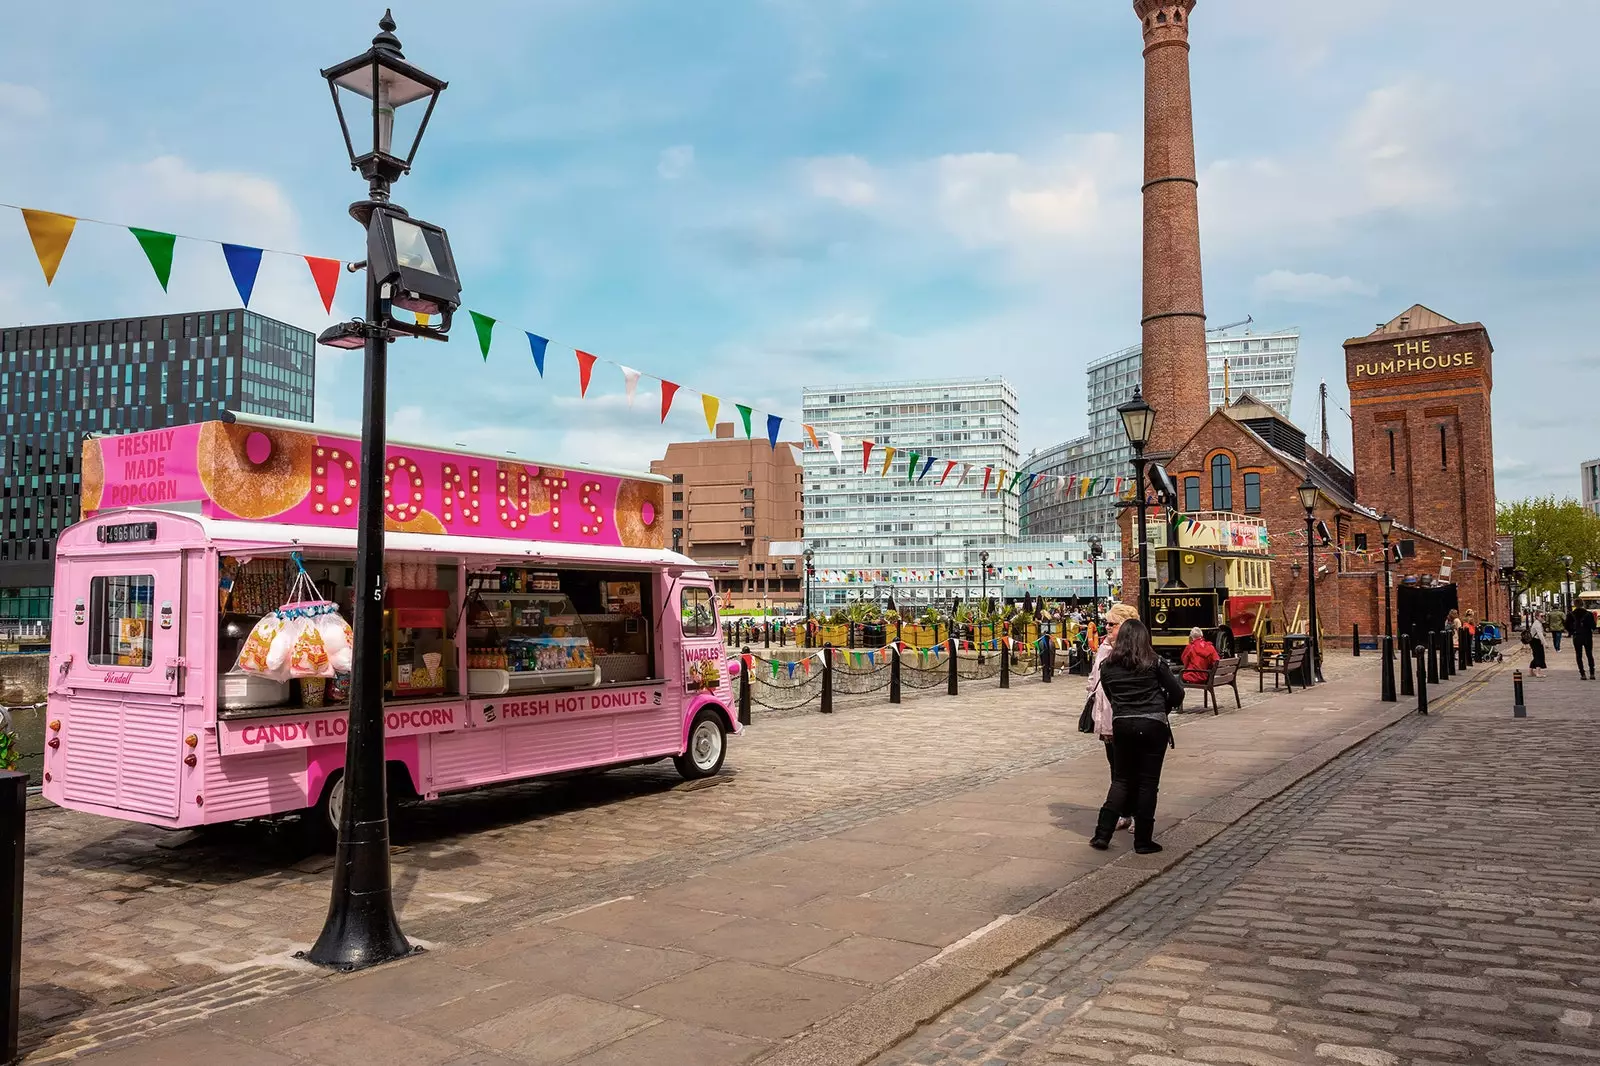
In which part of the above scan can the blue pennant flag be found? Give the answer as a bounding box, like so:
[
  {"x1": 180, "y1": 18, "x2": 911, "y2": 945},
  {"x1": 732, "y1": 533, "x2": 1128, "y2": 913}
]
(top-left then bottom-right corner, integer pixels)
[
  {"x1": 221, "y1": 244, "x2": 262, "y2": 307},
  {"x1": 526, "y1": 333, "x2": 549, "y2": 376},
  {"x1": 786, "y1": 661, "x2": 797, "y2": 678},
  {"x1": 766, "y1": 414, "x2": 782, "y2": 449},
  {"x1": 919, "y1": 455, "x2": 937, "y2": 482}
]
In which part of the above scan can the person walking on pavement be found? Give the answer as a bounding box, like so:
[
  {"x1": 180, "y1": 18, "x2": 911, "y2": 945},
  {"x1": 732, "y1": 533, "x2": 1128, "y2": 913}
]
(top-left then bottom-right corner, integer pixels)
[
  {"x1": 1565, "y1": 602, "x2": 1596, "y2": 680},
  {"x1": 1548, "y1": 607, "x2": 1564, "y2": 652},
  {"x1": 1527, "y1": 610, "x2": 1549, "y2": 678},
  {"x1": 1180, "y1": 626, "x2": 1219, "y2": 685},
  {"x1": 1087, "y1": 603, "x2": 1140, "y2": 834},
  {"x1": 1090, "y1": 617, "x2": 1184, "y2": 854}
]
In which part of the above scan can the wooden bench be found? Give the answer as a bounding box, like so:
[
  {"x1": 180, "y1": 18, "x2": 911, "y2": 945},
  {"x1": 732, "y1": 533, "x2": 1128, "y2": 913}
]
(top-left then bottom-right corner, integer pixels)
[
  {"x1": 1183, "y1": 656, "x2": 1241, "y2": 714},
  {"x1": 1257, "y1": 643, "x2": 1310, "y2": 692}
]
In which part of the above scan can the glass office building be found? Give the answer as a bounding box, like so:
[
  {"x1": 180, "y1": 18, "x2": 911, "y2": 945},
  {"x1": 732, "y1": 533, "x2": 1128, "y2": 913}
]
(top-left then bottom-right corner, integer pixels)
[
  {"x1": 0, "y1": 308, "x2": 316, "y2": 616},
  {"x1": 1020, "y1": 326, "x2": 1299, "y2": 540}
]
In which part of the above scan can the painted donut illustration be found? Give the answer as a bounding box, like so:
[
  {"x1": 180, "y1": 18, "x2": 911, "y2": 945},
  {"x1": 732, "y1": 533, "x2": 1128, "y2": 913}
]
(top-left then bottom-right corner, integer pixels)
[
  {"x1": 80, "y1": 438, "x2": 105, "y2": 512},
  {"x1": 386, "y1": 510, "x2": 447, "y2": 534},
  {"x1": 614, "y1": 479, "x2": 664, "y2": 549},
  {"x1": 197, "y1": 423, "x2": 314, "y2": 519}
]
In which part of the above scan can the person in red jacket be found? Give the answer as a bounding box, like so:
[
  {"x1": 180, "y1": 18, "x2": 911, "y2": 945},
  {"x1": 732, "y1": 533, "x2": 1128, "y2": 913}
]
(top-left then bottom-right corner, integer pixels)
[{"x1": 1180, "y1": 626, "x2": 1219, "y2": 684}]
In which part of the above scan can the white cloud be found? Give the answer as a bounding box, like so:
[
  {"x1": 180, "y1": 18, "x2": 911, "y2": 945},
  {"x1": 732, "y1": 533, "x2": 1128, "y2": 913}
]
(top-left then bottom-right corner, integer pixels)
[
  {"x1": 657, "y1": 145, "x2": 695, "y2": 180},
  {"x1": 1253, "y1": 270, "x2": 1377, "y2": 303},
  {"x1": 0, "y1": 83, "x2": 46, "y2": 121},
  {"x1": 806, "y1": 155, "x2": 877, "y2": 206}
]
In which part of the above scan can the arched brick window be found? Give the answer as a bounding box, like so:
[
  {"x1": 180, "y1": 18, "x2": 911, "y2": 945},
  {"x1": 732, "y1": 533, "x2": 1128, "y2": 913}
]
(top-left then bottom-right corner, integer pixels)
[{"x1": 1210, "y1": 454, "x2": 1233, "y2": 511}]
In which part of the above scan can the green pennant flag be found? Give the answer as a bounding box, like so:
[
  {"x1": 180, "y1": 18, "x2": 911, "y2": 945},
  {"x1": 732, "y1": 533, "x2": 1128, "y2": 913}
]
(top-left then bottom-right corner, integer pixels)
[
  {"x1": 129, "y1": 227, "x2": 176, "y2": 292},
  {"x1": 736, "y1": 404, "x2": 753, "y2": 438},
  {"x1": 907, "y1": 451, "x2": 919, "y2": 483},
  {"x1": 468, "y1": 311, "x2": 495, "y2": 360}
]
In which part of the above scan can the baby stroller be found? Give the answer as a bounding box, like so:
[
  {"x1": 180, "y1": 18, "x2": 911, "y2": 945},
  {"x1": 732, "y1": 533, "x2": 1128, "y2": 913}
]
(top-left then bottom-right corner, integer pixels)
[{"x1": 1475, "y1": 622, "x2": 1504, "y2": 663}]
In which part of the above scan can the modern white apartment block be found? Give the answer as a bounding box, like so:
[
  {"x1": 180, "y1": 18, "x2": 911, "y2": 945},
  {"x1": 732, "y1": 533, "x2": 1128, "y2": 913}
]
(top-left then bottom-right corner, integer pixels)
[
  {"x1": 1021, "y1": 326, "x2": 1299, "y2": 540},
  {"x1": 801, "y1": 377, "x2": 1021, "y2": 559},
  {"x1": 1583, "y1": 458, "x2": 1600, "y2": 518}
]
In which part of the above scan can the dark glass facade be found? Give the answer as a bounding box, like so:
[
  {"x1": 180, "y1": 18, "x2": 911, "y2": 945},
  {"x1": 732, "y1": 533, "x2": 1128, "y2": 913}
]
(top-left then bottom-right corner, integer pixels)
[{"x1": 0, "y1": 308, "x2": 316, "y2": 612}]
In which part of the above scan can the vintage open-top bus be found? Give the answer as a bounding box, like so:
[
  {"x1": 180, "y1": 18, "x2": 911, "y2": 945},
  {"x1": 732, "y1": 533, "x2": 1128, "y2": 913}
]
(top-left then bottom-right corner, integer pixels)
[{"x1": 1145, "y1": 509, "x2": 1273, "y2": 660}]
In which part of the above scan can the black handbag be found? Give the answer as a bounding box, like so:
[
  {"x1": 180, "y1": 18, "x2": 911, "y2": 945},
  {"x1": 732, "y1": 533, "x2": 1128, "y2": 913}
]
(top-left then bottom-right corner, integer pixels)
[{"x1": 1078, "y1": 694, "x2": 1095, "y2": 733}]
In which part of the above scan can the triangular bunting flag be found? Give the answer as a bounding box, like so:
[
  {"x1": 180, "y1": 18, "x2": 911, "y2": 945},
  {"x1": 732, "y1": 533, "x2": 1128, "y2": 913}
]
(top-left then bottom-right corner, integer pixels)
[
  {"x1": 468, "y1": 311, "x2": 495, "y2": 360},
  {"x1": 906, "y1": 451, "x2": 920, "y2": 483},
  {"x1": 959, "y1": 463, "x2": 972, "y2": 486},
  {"x1": 828, "y1": 432, "x2": 843, "y2": 464},
  {"x1": 129, "y1": 227, "x2": 177, "y2": 292},
  {"x1": 880, "y1": 446, "x2": 896, "y2": 477},
  {"x1": 304, "y1": 256, "x2": 341, "y2": 313},
  {"x1": 221, "y1": 244, "x2": 263, "y2": 307},
  {"x1": 702, "y1": 394, "x2": 719, "y2": 434},
  {"x1": 660, "y1": 380, "x2": 679, "y2": 422},
  {"x1": 804, "y1": 424, "x2": 820, "y2": 448},
  {"x1": 982, "y1": 467, "x2": 993, "y2": 493},
  {"x1": 621, "y1": 366, "x2": 641, "y2": 406},
  {"x1": 526, "y1": 333, "x2": 549, "y2": 376},
  {"x1": 940, "y1": 460, "x2": 957, "y2": 485},
  {"x1": 787, "y1": 443, "x2": 804, "y2": 467},
  {"x1": 766, "y1": 414, "x2": 782, "y2": 449},
  {"x1": 575, "y1": 350, "x2": 598, "y2": 396},
  {"x1": 919, "y1": 455, "x2": 937, "y2": 482},
  {"x1": 862, "y1": 441, "x2": 874, "y2": 472},
  {"x1": 736, "y1": 404, "x2": 753, "y2": 438},
  {"x1": 20, "y1": 209, "x2": 75, "y2": 285}
]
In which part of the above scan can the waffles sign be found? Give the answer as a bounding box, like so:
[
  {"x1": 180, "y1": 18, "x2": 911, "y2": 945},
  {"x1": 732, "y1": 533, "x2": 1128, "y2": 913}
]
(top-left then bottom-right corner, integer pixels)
[{"x1": 80, "y1": 420, "x2": 666, "y2": 550}]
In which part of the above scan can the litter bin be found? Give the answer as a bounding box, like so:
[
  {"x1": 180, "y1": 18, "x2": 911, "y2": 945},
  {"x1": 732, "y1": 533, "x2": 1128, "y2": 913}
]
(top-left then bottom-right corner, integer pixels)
[{"x1": 1282, "y1": 634, "x2": 1315, "y2": 687}]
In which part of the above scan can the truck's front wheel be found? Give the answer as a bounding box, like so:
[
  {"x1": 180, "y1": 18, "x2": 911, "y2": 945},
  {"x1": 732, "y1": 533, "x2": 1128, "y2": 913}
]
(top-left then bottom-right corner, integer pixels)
[{"x1": 674, "y1": 710, "x2": 727, "y2": 780}]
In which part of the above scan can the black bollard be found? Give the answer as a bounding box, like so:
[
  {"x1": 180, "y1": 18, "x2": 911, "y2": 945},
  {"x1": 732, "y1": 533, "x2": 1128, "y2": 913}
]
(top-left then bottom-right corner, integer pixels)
[
  {"x1": 847, "y1": 623, "x2": 855, "y2": 650},
  {"x1": 1380, "y1": 635, "x2": 1396, "y2": 702},
  {"x1": 1353, "y1": 624, "x2": 1361, "y2": 656},
  {"x1": 1042, "y1": 637, "x2": 1054, "y2": 683},
  {"x1": 1442, "y1": 630, "x2": 1454, "y2": 679},
  {"x1": 1459, "y1": 631, "x2": 1471, "y2": 671},
  {"x1": 1512, "y1": 669, "x2": 1526, "y2": 718},
  {"x1": 1426, "y1": 633, "x2": 1440, "y2": 685},
  {"x1": 889, "y1": 645, "x2": 902, "y2": 704},
  {"x1": 1400, "y1": 635, "x2": 1415, "y2": 696},
  {"x1": 778, "y1": 622, "x2": 785, "y2": 648},
  {"x1": 1415, "y1": 646, "x2": 1429, "y2": 715},
  {"x1": 1000, "y1": 641, "x2": 1010, "y2": 689},
  {"x1": 947, "y1": 638, "x2": 959, "y2": 696},
  {"x1": 0, "y1": 771, "x2": 19, "y2": 1066},
  {"x1": 765, "y1": 621, "x2": 772, "y2": 649},
  {"x1": 821, "y1": 645, "x2": 834, "y2": 714},
  {"x1": 737, "y1": 648, "x2": 752, "y2": 726}
]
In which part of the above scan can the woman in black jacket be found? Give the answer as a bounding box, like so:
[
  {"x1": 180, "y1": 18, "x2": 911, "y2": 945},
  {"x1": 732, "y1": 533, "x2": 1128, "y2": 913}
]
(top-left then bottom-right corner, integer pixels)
[{"x1": 1090, "y1": 618, "x2": 1183, "y2": 854}]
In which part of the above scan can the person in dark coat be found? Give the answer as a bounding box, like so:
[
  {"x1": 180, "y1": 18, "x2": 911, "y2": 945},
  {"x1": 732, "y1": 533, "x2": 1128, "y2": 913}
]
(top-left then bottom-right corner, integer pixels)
[
  {"x1": 1089, "y1": 618, "x2": 1184, "y2": 853},
  {"x1": 1566, "y1": 603, "x2": 1596, "y2": 680}
]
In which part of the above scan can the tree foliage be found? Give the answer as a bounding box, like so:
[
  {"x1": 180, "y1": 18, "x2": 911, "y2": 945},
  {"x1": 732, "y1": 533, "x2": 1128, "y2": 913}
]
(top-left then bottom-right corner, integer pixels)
[{"x1": 1496, "y1": 496, "x2": 1600, "y2": 593}]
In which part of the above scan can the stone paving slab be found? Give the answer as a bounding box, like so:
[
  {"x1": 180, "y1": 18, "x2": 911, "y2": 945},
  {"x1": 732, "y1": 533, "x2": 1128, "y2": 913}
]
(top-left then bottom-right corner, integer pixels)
[
  {"x1": 22, "y1": 650, "x2": 1407, "y2": 1063},
  {"x1": 868, "y1": 647, "x2": 1600, "y2": 1066}
]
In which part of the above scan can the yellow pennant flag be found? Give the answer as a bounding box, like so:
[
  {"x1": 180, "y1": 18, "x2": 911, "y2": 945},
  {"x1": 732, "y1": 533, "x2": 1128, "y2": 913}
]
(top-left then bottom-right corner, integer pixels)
[
  {"x1": 702, "y1": 394, "x2": 719, "y2": 434},
  {"x1": 21, "y1": 209, "x2": 77, "y2": 286},
  {"x1": 879, "y1": 445, "x2": 897, "y2": 477}
]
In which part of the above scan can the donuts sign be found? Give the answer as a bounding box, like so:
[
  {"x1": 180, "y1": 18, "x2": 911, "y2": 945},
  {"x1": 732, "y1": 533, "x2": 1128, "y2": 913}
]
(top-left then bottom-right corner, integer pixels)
[{"x1": 81, "y1": 420, "x2": 667, "y2": 551}]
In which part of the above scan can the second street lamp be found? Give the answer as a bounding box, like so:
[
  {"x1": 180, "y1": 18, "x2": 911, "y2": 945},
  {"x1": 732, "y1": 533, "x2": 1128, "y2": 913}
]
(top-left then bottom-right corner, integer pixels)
[
  {"x1": 1117, "y1": 388, "x2": 1156, "y2": 624},
  {"x1": 307, "y1": 11, "x2": 456, "y2": 973},
  {"x1": 1297, "y1": 478, "x2": 1324, "y2": 684},
  {"x1": 1089, "y1": 536, "x2": 1103, "y2": 618},
  {"x1": 1378, "y1": 514, "x2": 1395, "y2": 702},
  {"x1": 1563, "y1": 555, "x2": 1574, "y2": 612}
]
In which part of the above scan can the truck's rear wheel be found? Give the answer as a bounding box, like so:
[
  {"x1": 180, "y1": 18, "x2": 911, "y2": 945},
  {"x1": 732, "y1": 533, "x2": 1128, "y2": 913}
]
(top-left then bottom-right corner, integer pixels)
[{"x1": 674, "y1": 710, "x2": 727, "y2": 780}]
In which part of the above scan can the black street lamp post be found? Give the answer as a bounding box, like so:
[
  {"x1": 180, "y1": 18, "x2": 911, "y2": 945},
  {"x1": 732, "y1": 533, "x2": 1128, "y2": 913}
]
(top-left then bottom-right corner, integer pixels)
[
  {"x1": 307, "y1": 11, "x2": 459, "y2": 972},
  {"x1": 803, "y1": 549, "x2": 814, "y2": 646},
  {"x1": 1088, "y1": 536, "x2": 1103, "y2": 617},
  {"x1": 1378, "y1": 514, "x2": 1395, "y2": 702},
  {"x1": 1297, "y1": 479, "x2": 1325, "y2": 684},
  {"x1": 1117, "y1": 388, "x2": 1156, "y2": 624},
  {"x1": 1563, "y1": 555, "x2": 1574, "y2": 613},
  {"x1": 978, "y1": 550, "x2": 990, "y2": 662}
]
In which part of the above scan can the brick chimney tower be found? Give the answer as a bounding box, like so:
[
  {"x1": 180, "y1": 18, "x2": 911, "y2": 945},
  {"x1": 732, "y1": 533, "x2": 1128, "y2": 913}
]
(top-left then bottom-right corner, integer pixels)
[{"x1": 1133, "y1": 0, "x2": 1208, "y2": 460}]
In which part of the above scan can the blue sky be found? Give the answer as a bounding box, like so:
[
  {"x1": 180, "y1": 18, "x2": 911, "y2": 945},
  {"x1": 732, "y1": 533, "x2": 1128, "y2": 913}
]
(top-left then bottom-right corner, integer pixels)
[{"x1": 0, "y1": 0, "x2": 1593, "y2": 501}]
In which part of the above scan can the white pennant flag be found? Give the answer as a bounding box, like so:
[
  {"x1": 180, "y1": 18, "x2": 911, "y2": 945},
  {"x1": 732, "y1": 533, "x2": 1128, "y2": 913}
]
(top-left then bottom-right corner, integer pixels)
[
  {"x1": 959, "y1": 463, "x2": 971, "y2": 486},
  {"x1": 786, "y1": 443, "x2": 805, "y2": 468},
  {"x1": 620, "y1": 366, "x2": 641, "y2": 406},
  {"x1": 828, "y1": 431, "x2": 844, "y2": 465}
]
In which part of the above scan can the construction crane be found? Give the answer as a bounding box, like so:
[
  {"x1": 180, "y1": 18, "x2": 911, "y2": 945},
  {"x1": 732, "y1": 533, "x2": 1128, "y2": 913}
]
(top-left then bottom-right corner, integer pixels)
[{"x1": 1207, "y1": 315, "x2": 1253, "y2": 334}]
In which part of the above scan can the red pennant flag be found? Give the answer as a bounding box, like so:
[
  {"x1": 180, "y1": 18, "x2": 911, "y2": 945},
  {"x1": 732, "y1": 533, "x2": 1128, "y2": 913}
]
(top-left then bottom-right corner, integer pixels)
[
  {"x1": 304, "y1": 256, "x2": 341, "y2": 313},
  {"x1": 660, "y1": 380, "x2": 680, "y2": 422},
  {"x1": 940, "y1": 460, "x2": 957, "y2": 485},
  {"x1": 982, "y1": 467, "x2": 993, "y2": 493},
  {"x1": 576, "y1": 350, "x2": 598, "y2": 396},
  {"x1": 862, "y1": 440, "x2": 874, "y2": 472}
]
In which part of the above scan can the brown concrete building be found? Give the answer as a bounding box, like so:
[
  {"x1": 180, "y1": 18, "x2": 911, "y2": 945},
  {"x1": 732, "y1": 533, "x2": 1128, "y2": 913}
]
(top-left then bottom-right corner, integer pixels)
[
  {"x1": 651, "y1": 423, "x2": 805, "y2": 610},
  {"x1": 1135, "y1": 0, "x2": 1210, "y2": 459}
]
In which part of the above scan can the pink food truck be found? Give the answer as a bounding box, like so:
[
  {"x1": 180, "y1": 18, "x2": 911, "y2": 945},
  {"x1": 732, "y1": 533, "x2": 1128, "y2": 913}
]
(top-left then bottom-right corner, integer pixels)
[{"x1": 42, "y1": 414, "x2": 742, "y2": 840}]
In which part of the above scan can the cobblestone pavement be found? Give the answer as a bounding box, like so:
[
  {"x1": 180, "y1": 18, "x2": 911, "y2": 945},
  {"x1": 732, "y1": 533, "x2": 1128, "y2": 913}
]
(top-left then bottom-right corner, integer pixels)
[
  {"x1": 872, "y1": 650, "x2": 1600, "y2": 1066},
  {"x1": 20, "y1": 651, "x2": 1381, "y2": 1061}
]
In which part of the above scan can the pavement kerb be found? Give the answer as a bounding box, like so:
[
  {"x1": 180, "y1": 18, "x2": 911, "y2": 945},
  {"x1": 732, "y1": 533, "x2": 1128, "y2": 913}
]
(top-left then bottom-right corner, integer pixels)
[{"x1": 751, "y1": 653, "x2": 1513, "y2": 1066}]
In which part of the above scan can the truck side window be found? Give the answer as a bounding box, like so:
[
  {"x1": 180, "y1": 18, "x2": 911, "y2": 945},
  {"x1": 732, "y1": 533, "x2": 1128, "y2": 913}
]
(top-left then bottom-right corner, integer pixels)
[
  {"x1": 88, "y1": 575, "x2": 155, "y2": 668},
  {"x1": 680, "y1": 587, "x2": 716, "y2": 637}
]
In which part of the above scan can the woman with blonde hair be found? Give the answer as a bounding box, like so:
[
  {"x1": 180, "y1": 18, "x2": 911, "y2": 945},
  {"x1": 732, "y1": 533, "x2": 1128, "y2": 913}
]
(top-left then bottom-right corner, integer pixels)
[
  {"x1": 1090, "y1": 617, "x2": 1184, "y2": 853},
  {"x1": 1086, "y1": 602, "x2": 1141, "y2": 832}
]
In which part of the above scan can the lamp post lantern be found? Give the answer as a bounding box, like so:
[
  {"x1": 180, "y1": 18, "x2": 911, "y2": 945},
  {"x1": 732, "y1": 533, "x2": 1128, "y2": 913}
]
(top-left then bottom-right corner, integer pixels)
[
  {"x1": 1562, "y1": 555, "x2": 1574, "y2": 613},
  {"x1": 1297, "y1": 478, "x2": 1324, "y2": 683},
  {"x1": 306, "y1": 11, "x2": 458, "y2": 972},
  {"x1": 1088, "y1": 536, "x2": 1103, "y2": 618},
  {"x1": 1117, "y1": 388, "x2": 1156, "y2": 623}
]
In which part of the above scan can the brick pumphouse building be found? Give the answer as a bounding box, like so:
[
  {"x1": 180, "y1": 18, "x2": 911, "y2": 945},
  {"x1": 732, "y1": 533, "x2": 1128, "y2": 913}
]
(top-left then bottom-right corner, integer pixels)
[{"x1": 1119, "y1": 304, "x2": 1505, "y2": 649}]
